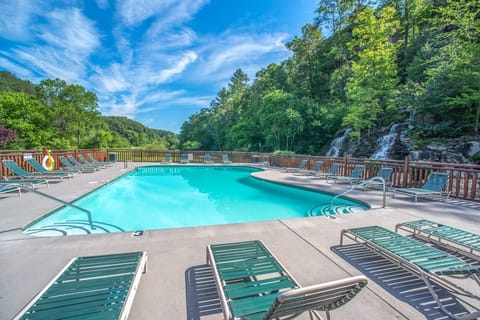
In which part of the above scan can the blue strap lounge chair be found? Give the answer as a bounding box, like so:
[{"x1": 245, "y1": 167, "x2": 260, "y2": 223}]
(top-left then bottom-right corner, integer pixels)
[
  {"x1": 222, "y1": 154, "x2": 232, "y2": 164},
  {"x1": 14, "y1": 251, "x2": 148, "y2": 320},
  {"x1": 204, "y1": 154, "x2": 214, "y2": 164},
  {"x1": 180, "y1": 154, "x2": 189, "y2": 163},
  {"x1": 0, "y1": 178, "x2": 48, "y2": 189},
  {"x1": 281, "y1": 159, "x2": 308, "y2": 173},
  {"x1": 341, "y1": 226, "x2": 480, "y2": 320},
  {"x1": 392, "y1": 172, "x2": 450, "y2": 202},
  {"x1": 78, "y1": 154, "x2": 106, "y2": 169},
  {"x1": 0, "y1": 184, "x2": 21, "y2": 196},
  {"x1": 68, "y1": 155, "x2": 98, "y2": 171},
  {"x1": 297, "y1": 160, "x2": 323, "y2": 176},
  {"x1": 351, "y1": 167, "x2": 393, "y2": 189},
  {"x1": 87, "y1": 153, "x2": 114, "y2": 167},
  {"x1": 396, "y1": 220, "x2": 480, "y2": 259},
  {"x1": 26, "y1": 158, "x2": 74, "y2": 178},
  {"x1": 207, "y1": 240, "x2": 367, "y2": 320},
  {"x1": 311, "y1": 163, "x2": 340, "y2": 179},
  {"x1": 327, "y1": 165, "x2": 365, "y2": 184},
  {"x1": 161, "y1": 153, "x2": 172, "y2": 164},
  {"x1": 59, "y1": 156, "x2": 95, "y2": 173},
  {"x1": 261, "y1": 155, "x2": 270, "y2": 166},
  {"x1": 2, "y1": 160, "x2": 67, "y2": 180}
]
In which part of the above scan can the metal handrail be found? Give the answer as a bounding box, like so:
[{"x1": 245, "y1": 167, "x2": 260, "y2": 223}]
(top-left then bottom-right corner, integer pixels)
[
  {"x1": 309, "y1": 176, "x2": 387, "y2": 216},
  {"x1": 331, "y1": 176, "x2": 387, "y2": 209},
  {"x1": 16, "y1": 185, "x2": 95, "y2": 230}
]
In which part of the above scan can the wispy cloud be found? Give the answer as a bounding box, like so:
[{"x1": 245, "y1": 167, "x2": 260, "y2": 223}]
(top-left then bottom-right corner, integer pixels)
[{"x1": 0, "y1": 0, "x2": 41, "y2": 41}]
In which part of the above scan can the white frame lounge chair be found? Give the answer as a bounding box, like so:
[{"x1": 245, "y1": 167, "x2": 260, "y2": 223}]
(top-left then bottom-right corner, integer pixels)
[
  {"x1": 2, "y1": 160, "x2": 66, "y2": 181},
  {"x1": 222, "y1": 154, "x2": 232, "y2": 164},
  {"x1": 281, "y1": 159, "x2": 308, "y2": 173},
  {"x1": 204, "y1": 154, "x2": 214, "y2": 164},
  {"x1": 327, "y1": 165, "x2": 365, "y2": 184},
  {"x1": 341, "y1": 226, "x2": 480, "y2": 320},
  {"x1": 311, "y1": 163, "x2": 340, "y2": 179},
  {"x1": 392, "y1": 172, "x2": 450, "y2": 202},
  {"x1": 207, "y1": 240, "x2": 367, "y2": 320},
  {"x1": 14, "y1": 251, "x2": 148, "y2": 320}
]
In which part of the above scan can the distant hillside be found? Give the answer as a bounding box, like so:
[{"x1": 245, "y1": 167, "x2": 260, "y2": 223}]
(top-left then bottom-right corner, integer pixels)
[
  {"x1": 0, "y1": 71, "x2": 36, "y2": 95},
  {"x1": 102, "y1": 116, "x2": 178, "y2": 149}
]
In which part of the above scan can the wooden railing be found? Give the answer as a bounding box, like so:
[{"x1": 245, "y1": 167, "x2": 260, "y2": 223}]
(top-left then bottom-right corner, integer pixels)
[{"x1": 1, "y1": 149, "x2": 479, "y2": 202}]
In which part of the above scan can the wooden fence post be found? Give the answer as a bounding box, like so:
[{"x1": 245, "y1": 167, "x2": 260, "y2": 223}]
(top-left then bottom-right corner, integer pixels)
[{"x1": 402, "y1": 156, "x2": 410, "y2": 188}]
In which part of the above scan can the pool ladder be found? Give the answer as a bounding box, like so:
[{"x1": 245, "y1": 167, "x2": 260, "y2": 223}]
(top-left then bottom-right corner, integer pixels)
[
  {"x1": 308, "y1": 176, "x2": 387, "y2": 217},
  {"x1": 15, "y1": 185, "x2": 95, "y2": 230}
]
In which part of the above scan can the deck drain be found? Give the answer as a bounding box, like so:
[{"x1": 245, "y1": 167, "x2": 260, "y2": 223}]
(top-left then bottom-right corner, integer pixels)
[{"x1": 132, "y1": 230, "x2": 144, "y2": 237}]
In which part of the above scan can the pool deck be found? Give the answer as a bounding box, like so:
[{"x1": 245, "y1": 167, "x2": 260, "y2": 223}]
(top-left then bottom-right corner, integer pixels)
[{"x1": 1, "y1": 162, "x2": 480, "y2": 320}]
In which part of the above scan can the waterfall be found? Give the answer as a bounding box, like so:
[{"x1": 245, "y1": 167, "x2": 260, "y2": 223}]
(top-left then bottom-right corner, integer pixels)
[
  {"x1": 371, "y1": 124, "x2": 399, "y2": 159},
  {"x1": 327, "y1": 128, "x2": 351, "y2": 157}
]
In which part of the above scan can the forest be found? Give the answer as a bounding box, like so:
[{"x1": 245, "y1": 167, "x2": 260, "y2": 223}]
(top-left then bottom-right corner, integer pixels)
[
  {"x1": 179, "y1": 0, "x2": 479, "y2": 155},
  {"x1": 0, "y1": 72, "x2": 178, "y2": 150},
  {"x1": 0, "y1": 0, "x2": 478, "y2": 155}
]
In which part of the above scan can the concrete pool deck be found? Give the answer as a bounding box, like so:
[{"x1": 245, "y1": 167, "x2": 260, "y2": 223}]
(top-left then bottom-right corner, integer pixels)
[{"x1": 1, "y1": 162, "x2": 480, "y2": 319}]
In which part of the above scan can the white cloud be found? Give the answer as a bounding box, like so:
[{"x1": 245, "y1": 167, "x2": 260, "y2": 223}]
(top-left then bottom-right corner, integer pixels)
[{"x1": 0, "y1": 0, "x2": 41, "y2": 41}]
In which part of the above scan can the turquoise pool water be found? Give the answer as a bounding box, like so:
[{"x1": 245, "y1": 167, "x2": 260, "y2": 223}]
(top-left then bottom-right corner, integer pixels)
[{"x1": 24, "y1": 166, "x2": 368, "y2": 236}]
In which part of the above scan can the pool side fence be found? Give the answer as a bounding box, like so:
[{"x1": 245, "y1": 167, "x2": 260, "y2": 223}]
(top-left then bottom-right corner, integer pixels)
[{"x1": 0, "y1": 149, "x2": 479, "y2": 202}]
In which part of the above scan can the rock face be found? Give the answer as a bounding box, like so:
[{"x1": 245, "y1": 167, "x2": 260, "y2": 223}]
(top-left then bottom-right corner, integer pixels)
[{"x1": 325, "y1": 124, "x2": 480, "y2": 164}]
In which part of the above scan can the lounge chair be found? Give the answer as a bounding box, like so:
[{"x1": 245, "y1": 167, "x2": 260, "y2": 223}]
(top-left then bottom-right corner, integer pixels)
[
  {"x1": 87, "y1": 153, "x2": 114, "y2": 167},
  {"x1": 14, "y1": 251, "x2": 148, "y2": 320},
  {"x1": 261, "y1": 155, "x2": 270, "y2": 166},
  {"x1": 0, "y1": 178, "x2": 48, "y2": 189},
  {"x1": 2, "y1": 160, "x2": 68, "y2": 180},
  {"x1": 392, "y1": 172, "x2": 450, "y2": 202},
  {"x1": 207, "y1": 240, "x2": 368, "y2": 320},
  {"x1": 161, "y1": 153, "x2": 172, "y2": 163},
  {"x1": 396, "y1": 219, "x2": 480, "y2": 259},
  {"x1": 204, "y1": 154, "x2": 214, "y2": 164},
  {"x1": 281, "y1": 159, "x2": 308, "y2": 173},
  {"x1": 68, "y1": 155, "x2": 98, "y2": 171},
  {"x1": 78, "y1": 154, "x2": 106, "y2": 169},
  {"x1": 341, "y1": 226, "x2": 480, "y2": 320},
  {"x1": 222, "y1": 154, "x2": 232, "y2": 164},
  {"x1": 26, "y1": 158, "x2": 74, "y2": 178},
  {"x1": 327, "y1": 165, "x2": 365, "y2": 184},
  {"x1": 180, "y1": 153, "x2": 189, "y2": 163},
  {"x1": 59, "y1": 156, "x2": 95, "y2": 173},
  {"x1": 0, "y1": 184, "x2": 21, "y2": 196},
  {"x1": 351, "y1": 167, "x2": 393, "y2": 189},
  {"x1": 311, "y1": 163, "x2": 340, "y2": 179},
  {"x1": 297, "y1": 160, "x2": 323, "y2": 176}
]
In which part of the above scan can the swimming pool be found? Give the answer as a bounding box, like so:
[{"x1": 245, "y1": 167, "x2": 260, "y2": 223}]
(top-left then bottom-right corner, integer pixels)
[{"x1": 24, "y1": 166, "x2": 369, "y2": 236}]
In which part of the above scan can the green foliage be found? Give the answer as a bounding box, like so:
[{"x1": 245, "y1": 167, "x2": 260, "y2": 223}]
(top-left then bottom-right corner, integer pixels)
[{"x1": 0, "y1": 74, "x2": 178, "y2": 150}]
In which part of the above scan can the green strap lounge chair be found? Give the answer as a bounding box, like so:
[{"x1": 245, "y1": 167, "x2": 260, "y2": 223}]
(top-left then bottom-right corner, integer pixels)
[
  {"x1": 341, "y1": 226, "x2": 480, "y2": 320},
  {"x1": 26, "y1": 158, "x2": 74, "y2": 178},
  {"x1": 14, "y1": 251, "x2": 148, "y2": 320},
  {"x1": 87, "y1": 153, "x2": 114, "y2": 167},
  {"x1": 68, "y1": 155, "x2": 98, "y2": 171},
  {"x1": 222, "y1": 154, "x2": 232, "y2": 164},
  {"x1": 327, "y1": 165, "x2": 365, "y2": 184},
  {"x1": 78, "y1": 154, "x2": 106, "y2": 169},
  {"x1": 204, "y1": 154, "x2": 214, "y2": 164},
  {"x1": 392, "y1": 172, "x2": 450, "y2": 202},
  {"x1": 59, "y1": 156, "x2": 95, "y2": 173},
  {"x1": 396, "y1": 220, "x2": 480, "y2": 259},
  {"x1": 311, "y1": 163, "x2": 340, "y2": 179},
  {"x1": 207, "y1": 240, "x2": 367, "y2": 320},
  {"x1": 2, "y1": 160, "x2": 67, "y2": 180},
  {"x1": 281, "y1": 159, "x2": 308, "y2": 173}
]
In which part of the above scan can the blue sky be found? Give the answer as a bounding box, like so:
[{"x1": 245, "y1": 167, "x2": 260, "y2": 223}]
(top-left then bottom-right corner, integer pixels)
[{"x1": 0, "y1": 0, "x2": 317, "y2": 133}]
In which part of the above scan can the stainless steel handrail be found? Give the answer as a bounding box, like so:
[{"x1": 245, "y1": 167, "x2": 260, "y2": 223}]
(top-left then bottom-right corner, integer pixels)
[
  {"x1": 309, "y1": 176, "x2": 387, "y2": 216},
  {"x1": 16, "y1": 185, "x2": 95, "y2": 230}
]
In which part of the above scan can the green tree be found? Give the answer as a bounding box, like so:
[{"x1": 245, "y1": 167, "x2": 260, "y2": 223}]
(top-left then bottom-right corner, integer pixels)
[{"x1": 344, "y1": 6, "x2": 400, "y2": 140}]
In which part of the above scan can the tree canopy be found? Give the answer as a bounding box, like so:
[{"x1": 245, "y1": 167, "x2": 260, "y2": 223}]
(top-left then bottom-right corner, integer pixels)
[{"x1": 179, "y1": 0, "x2": 480, "y2": 154}]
